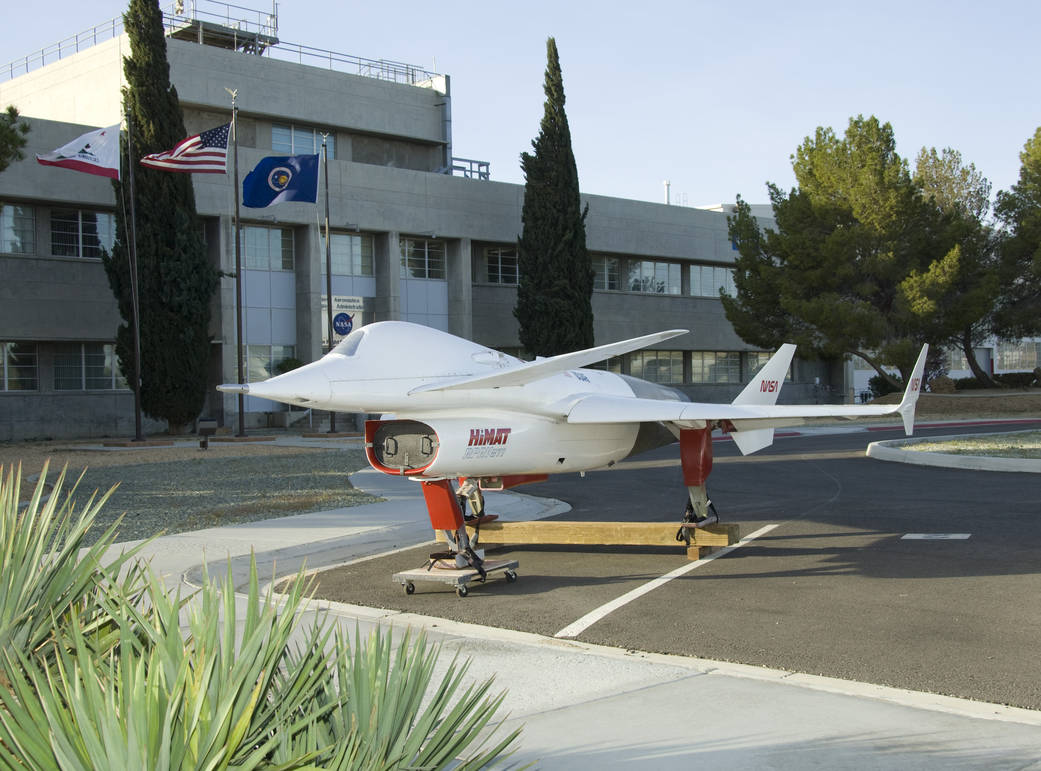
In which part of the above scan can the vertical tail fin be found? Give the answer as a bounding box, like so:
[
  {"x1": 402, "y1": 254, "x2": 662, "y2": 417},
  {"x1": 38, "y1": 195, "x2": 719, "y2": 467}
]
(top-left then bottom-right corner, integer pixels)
[
  {"x1": 733, "y1": 343, "x2": 796, "y2": 407},
  {"x1": 730, "y1": 343, "x2": 796, "y2": 454}
]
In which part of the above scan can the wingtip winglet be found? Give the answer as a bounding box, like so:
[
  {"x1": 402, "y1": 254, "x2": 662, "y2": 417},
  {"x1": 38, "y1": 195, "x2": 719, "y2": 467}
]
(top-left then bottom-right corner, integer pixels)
[{"x1": 897, "y1": 344, "x2": 929, "y2": 435}]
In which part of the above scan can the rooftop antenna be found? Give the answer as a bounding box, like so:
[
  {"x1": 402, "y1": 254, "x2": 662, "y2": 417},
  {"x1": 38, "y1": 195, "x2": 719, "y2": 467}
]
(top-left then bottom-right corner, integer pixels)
[{"x1": 663, "y1": 179, "x2": 671, "y2": 205}]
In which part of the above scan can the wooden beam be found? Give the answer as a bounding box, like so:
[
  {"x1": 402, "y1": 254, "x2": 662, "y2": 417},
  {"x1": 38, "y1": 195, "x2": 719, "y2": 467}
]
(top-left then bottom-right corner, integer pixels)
[{"x1": 436, "y1": 520, "x2": 740, "y2": 551}]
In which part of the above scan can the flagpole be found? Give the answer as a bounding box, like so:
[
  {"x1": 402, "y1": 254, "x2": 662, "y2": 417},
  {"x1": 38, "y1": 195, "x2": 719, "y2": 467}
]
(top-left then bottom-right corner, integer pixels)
[
  {"x1": 227, "y1": 89, "x2": 246, "y2": 438},
  {"x1": 125, "y1": 109, "x2": 144, "y2": 442},
  {"x1": 322, "y1": 135, "x2": 336, "y2": 434}
]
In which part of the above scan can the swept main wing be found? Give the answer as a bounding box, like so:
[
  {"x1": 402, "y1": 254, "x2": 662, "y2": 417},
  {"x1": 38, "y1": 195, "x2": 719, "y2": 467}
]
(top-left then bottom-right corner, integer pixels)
[
  {"x1": 568, "y1": 397, "x2": 913, "y2": 425},
  {"x1": 410, "y1": 328, "x2": 689, "y2": 394},
  {"x1": 567, "y1": 344, "x2": 929, "y2": 453}
]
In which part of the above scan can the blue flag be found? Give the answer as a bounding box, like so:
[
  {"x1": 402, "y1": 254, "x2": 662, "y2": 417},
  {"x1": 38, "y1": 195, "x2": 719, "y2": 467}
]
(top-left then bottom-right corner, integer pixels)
[{"x1": 242, "y1": 154, "x2": 319, "y2": 208}]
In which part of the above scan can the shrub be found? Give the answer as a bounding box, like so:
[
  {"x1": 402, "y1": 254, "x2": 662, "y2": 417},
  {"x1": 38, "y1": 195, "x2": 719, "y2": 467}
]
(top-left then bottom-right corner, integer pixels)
[
  {"x1": 995, "y1": 371, "x2": 1035, "y2": 388},
  {"x1": 954, "y1": 376, "x2": 985, "y2": 390},
  {"x1": 0, "y1": 462, "x2": 520, "y2": 769},
  {"x1": 868, "y1": 373, "x2": 900, "y2": 399},
  {"x1": 0, "y1": 462, "x2": 151, "y2": 670}
]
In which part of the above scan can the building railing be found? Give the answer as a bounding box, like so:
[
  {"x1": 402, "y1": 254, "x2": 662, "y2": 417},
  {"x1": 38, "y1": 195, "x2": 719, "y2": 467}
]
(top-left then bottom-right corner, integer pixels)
[
  {"x1": 261, "y1": 41, "x2": 438, "y2": 86},
  {"x1": 450, "y1": 158, "x2": 491, "y2": 181},
  {"x1": 166, "y1": 0, "x2": 277, "y2": 39},
  {"x1": 1, "y1": 0, "x2": 438, "y2": 87},
  {"x1": 2, "y1": 16, "x2": 123, "y2": 80}
]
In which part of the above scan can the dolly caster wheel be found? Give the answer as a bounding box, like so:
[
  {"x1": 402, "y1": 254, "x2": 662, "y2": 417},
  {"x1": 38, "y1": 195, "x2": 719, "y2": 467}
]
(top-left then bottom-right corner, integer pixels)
[
  {"x1": 456, "y1": 584, "x2": 469, "y2": 598},
  {"x1": 404, "y1": 582, "x2": 415, "y2": 595},
  {"x1": 505, "y1": 570, "x2": 517, "y2": 583}
]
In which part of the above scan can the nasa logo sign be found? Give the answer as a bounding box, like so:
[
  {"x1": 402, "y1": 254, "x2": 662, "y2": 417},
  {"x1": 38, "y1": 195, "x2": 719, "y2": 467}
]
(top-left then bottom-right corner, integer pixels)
[
  {"x1": 760, "y1": 380, "x2": 779, "y2": 393},
  {"x1": 332, "y1": 312, "x2": 353, "y2": 336},
  {"x1": 267, "y1": 166, "x2": 293, "y2": 192}
]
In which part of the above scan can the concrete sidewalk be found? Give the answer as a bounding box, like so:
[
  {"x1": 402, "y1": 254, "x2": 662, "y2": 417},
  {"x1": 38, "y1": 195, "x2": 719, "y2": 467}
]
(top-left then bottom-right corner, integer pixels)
[{"x1": 122, "y1": 465, "x2": 1041, "y2": 770}]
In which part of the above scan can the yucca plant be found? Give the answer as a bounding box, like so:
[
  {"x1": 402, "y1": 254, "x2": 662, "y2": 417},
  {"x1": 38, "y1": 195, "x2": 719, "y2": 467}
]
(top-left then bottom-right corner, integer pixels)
[
  {"x1": 316, "y1": 625, "x2": 521, "y2": 770},
  {"x1": 0, "y1": 461, "x2": 151, "y2": 670},
  {"x1": 0, "y1": 561, "x2": 329, "y2": 770},
  {"x1": 0, "y1": 462, "x2": 521, "y2": 769}
]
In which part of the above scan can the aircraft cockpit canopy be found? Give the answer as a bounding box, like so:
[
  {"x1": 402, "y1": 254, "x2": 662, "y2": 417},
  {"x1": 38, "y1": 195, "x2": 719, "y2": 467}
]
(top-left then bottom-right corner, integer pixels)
[{"x1": 332, "y1": 328, "x2": 366, "y2": 357}]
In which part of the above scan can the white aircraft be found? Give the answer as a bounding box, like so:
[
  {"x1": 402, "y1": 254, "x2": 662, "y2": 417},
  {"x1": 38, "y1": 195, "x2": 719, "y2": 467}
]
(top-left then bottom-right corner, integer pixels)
[{"x1": 219, "y1": 322, "x2": 927, "y2": 575}]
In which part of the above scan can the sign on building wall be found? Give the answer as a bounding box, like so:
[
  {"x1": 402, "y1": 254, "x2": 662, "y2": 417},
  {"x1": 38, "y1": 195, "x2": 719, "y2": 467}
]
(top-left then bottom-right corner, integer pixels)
[{"x1": 321, "y1": 295, "x2": 368, "y2": 347}]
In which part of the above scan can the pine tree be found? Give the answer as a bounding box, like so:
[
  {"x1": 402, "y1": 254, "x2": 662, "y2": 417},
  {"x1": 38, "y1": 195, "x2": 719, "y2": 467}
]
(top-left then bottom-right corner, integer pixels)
[
  {"x1": 515, "y1": 38, "x2": 593, "y2": 357},
  {"x1": 103, "y1": 0, "x2": 218, "y2": 433},
  {"x1": 994, "y1": 127, "x2": 1041, "y2": 340},
  {"x1": 725, "y1": 116, "x2": 957, "y2": 385}
]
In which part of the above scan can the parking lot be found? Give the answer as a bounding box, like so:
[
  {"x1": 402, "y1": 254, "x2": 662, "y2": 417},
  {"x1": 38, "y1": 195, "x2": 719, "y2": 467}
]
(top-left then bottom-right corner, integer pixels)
[{"x1": 307, "y1": 423, "x2": 1041, "y2": 710}]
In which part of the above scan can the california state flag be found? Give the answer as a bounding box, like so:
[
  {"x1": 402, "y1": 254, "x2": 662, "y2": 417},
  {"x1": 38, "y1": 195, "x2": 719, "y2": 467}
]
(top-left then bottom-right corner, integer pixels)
[{"x1": 36, "y1": 123, "x2": 121, "y2": 179}]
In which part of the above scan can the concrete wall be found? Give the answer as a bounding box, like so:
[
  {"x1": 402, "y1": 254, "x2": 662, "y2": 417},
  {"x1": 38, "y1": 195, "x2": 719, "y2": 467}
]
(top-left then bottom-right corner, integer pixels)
[
  {"x1": 167, "y1": 40, "x2": 447, "y2": 146},
  {"x1": 0, "y1": 390, "x2": 165, "y2": 442},
  {"x1": 0, "y1": 38, "x2": 126, "y2": 127}
]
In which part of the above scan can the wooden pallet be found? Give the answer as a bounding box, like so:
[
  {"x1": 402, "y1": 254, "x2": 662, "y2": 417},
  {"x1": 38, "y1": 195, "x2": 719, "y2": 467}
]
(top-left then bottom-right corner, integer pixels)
[{"x1": 436, "y1": 520, "x2": 740, "y2": 560}]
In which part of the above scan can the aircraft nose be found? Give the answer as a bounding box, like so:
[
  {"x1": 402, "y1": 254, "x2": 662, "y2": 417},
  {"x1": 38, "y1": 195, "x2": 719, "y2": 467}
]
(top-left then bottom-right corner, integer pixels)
[{"x1": 238, "y1": 361, "x2": 333, "y2": 407}]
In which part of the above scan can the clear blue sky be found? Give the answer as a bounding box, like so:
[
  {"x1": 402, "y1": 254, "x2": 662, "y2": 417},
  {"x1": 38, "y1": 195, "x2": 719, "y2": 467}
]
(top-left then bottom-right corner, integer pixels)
[{"x1": 4, "y1": 0, "x2": 1040, "y2": 210}]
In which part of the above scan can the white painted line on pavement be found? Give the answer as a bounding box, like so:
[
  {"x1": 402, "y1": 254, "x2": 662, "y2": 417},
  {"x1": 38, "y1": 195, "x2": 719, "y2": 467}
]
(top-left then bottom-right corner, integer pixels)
[
  {"x1": 902, "y1": 533, "x2": 971, "y2": 540},
  {"x1": 554, "y1": 523, "x2": 780, "y2": 639}
]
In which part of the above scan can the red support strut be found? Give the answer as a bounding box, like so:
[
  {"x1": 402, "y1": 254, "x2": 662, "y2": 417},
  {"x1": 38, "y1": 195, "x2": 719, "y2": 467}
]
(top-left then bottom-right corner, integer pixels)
[
  {"x1": 421, "y1": 479, "x2": 465, "y2": 531},
  {"x1": 679, "y1": 427, "x2": 713, "y2": 487}
]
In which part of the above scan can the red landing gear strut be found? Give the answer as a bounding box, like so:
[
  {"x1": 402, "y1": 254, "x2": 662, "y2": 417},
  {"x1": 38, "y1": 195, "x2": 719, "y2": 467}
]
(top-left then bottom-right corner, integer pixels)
[
  {"x1": 420, "y1": 479, "x2": 487, "y2": 579},
  {"x1": 679, "y1": 427, "x2": 719, "y2": 531}
]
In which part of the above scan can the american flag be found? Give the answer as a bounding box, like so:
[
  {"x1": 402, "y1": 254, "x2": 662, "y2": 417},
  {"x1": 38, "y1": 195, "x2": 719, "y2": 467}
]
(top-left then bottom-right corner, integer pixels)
[{"x1": 140, "y1": 123, "x2": 230, "y2": 173}]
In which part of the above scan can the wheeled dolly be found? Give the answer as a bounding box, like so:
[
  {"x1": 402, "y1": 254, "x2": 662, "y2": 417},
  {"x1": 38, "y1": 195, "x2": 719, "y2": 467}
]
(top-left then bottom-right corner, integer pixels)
[{"x1": 393, "y1": 559, "x2": 519, "y2": 598}]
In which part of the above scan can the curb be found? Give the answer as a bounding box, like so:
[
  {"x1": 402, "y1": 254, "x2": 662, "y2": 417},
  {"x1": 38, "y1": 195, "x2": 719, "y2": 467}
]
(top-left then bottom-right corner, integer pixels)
[{"x1": 867, "y1": 430, "x2": 1041, "y2": 473}]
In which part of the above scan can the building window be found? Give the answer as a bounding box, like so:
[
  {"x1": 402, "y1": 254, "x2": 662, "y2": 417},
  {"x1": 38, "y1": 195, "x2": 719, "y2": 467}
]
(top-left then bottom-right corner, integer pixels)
[
  {"x1": 247, "y1": 344, "x2": 295, "y2": 383},
  {"x1": 690, "y1": 264, "x2": 736, "y2": 298},
  {"x1": 53, "y1": 343, "x2": 127, "y2": 391},
  {"x1": 1, "y1": 203, "x2": 35, "y2": 254},
  {"x1": 483, "y1": 246, "x2": 518, "y2": 284},
  {"x1": 51, "y1": 209, "x2": 114, "y2": 258},
  {"x1": 745, "y1": 351, "x2": 773, "y2": 377},
  {"x1": 272, "y1": 123, "x2": 334, "y2": 158},
  {"x1": 322, "y1": 232, "x2": 374, "y2": 276},
  {"x1": 691, "y1": 351, "x2": 741, "y2": 383},
  {"x1": 628, "y1": 260, "x2": 681, "y2": 295},
  {"x1": 243, "y1": 225, "x2": 294, "y2": 271},
  {"x1": 400, "y1": 238, "x2": 445, "y2": 279},
  {"x1": 586, "y1": 356, "x2": 623, "y2": 374},
  {"x1": 996, "y1": 341, "x2": 1041, "y2": 371},
  {"x1": 592, "y1": 255, "x2": 620, "y2": 291},
  {"x1": 2, "y1": 342, "x2": 37, "y2": 391},
  {"x1": 629, "y1": 350, "x2": 684, "y2": 384}
]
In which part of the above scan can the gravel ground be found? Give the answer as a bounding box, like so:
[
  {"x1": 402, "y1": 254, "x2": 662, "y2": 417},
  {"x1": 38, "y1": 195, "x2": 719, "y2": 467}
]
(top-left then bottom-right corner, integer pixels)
[
  {"x1": 0, "y1": 440, "x2": 376, "y2": 546},
  {"x1": 906, "y1": 429, "x2": 1041, "y2": 458}
]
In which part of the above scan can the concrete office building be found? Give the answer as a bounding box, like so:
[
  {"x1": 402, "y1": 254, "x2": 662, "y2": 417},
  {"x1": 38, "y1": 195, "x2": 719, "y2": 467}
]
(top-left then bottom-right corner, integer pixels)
[{"x1": 1, "y1": 2, "x2": 834, "y2": 442}]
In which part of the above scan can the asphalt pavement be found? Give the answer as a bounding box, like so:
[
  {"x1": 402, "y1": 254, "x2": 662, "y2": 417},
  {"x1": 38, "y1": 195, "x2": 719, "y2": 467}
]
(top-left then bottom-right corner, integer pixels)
[{"x1": 117, "y1": 420, "x2": 1041, "y2": 769}]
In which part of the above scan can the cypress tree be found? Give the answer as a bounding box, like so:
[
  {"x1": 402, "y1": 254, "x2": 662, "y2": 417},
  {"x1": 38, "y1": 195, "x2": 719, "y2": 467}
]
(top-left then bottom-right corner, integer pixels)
[
  {"x1": 104, "y1": 0, "x2": 218, "y2": 433},
  {"x1": 0, "y1": 106, "x2": 30, "y2": 174},
  {"x1": 515, "y1": 38, "x2": 594, "y2": 357}
]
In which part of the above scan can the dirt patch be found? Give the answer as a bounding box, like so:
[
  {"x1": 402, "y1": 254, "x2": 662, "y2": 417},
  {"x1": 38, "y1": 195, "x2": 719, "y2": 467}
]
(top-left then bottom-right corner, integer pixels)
[{"x1": 871, "y1": 389, "x2": 1041, "y2": 420}]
